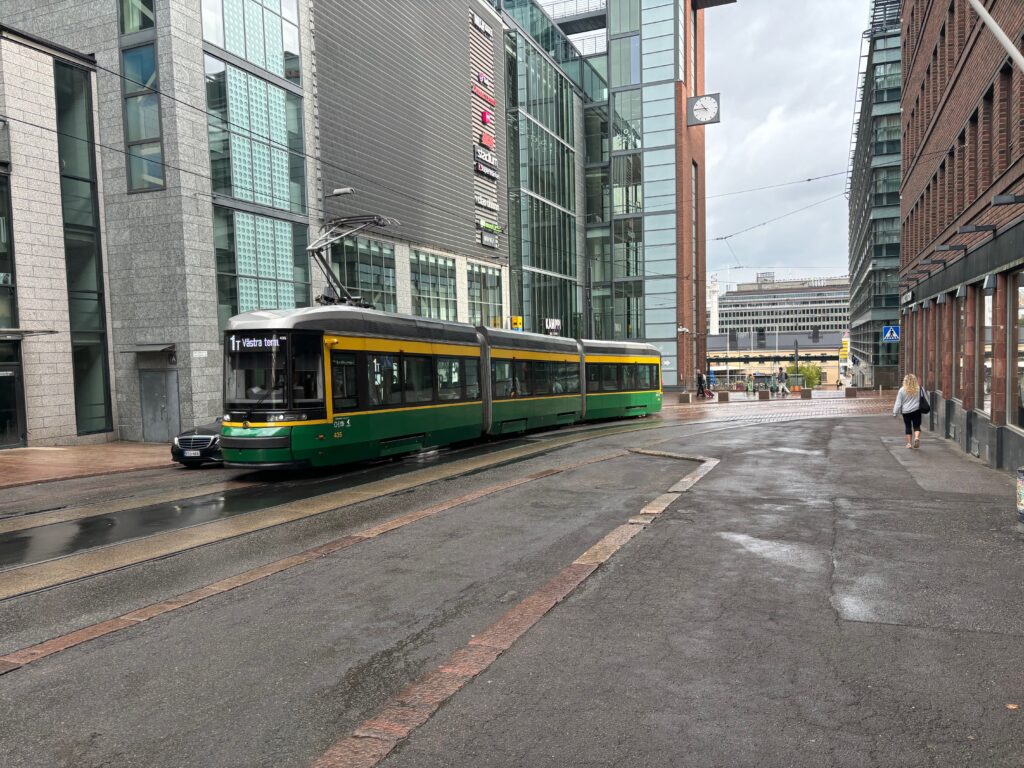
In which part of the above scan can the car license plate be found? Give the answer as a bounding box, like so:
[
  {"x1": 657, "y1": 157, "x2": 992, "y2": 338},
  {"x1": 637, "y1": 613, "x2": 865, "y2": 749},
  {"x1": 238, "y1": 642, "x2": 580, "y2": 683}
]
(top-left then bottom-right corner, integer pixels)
[{"x1": 184, "y1": 450, "x2": 201, "y2": 457}]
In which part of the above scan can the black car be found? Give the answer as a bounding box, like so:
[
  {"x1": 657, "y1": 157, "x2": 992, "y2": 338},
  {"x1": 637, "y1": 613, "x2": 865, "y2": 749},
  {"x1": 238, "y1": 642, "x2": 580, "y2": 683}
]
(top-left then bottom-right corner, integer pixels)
[{"x1": 171, "y1": 419, "x2": 223, "y2": 467}]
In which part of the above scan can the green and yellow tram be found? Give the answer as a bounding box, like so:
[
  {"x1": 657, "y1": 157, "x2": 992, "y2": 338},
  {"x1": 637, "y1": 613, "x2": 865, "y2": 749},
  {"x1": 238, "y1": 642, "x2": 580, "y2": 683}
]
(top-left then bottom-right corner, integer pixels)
[{"x1": 220, "y1": 305, "x2": 662, "y2": 469}]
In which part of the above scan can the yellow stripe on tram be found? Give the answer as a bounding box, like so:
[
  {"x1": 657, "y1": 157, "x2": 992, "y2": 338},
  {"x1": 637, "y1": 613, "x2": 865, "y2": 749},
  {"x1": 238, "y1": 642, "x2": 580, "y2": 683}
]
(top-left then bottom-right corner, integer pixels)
[
  {"x1": 324, "y1": 335, "x2": 482, "y2": 358},
  {"x1": 584, "y1": 355, "x2": 662, "y2": 365},
  {"x1": 490, "y1": 348, "x2": 579, "y2": 363}
]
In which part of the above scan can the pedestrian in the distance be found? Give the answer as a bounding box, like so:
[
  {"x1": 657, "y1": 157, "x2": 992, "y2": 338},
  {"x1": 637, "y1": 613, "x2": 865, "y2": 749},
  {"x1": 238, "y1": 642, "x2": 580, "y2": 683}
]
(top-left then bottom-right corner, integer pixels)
[
  {"x1": 893, "y1": 373, "x2": 923, "y2": 449},
  {"x1": 696, "y1": 371, "x2": 706, "y2": 398},
  {"x1": 745, "y1": 375, "x2": 754, "y2": 399},
  {"x1": 778, "y1": 367, "x2": 790, "y2": 397}
]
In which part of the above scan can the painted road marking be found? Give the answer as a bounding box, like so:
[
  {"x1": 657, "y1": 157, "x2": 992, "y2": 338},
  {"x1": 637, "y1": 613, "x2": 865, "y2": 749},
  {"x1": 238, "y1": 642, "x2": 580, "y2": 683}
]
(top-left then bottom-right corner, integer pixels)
[
  {"x1": 0, "y1": 451, "x2": 630, "y2": 675},
  {"x1": 311, "y1": 452, "x2": 719, "y2": 768},
  {"x1": 0, "y1": 421, "x2": 670, "y2": 602}
]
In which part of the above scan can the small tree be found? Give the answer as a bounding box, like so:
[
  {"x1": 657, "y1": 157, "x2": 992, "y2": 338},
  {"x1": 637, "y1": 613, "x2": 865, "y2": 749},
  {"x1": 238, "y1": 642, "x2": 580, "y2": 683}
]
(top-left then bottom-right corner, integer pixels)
[{"x1": 788, "y1": 363, "x2": 822, "y2": 388}]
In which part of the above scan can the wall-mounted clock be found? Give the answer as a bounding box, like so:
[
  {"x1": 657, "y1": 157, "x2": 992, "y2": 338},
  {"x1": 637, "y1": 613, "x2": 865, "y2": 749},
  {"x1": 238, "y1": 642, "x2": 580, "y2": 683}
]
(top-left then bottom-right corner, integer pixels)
[{"x1": 687, "y1": 93, "x2": 721, "y2": 126}]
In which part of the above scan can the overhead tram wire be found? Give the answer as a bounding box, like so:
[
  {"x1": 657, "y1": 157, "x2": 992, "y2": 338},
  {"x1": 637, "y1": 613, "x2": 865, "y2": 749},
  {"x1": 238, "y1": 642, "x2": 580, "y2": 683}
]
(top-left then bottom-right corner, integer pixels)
[
  {"x1": 4, "y1": 34, "x2": 875, "y2": 225},
  {"x1": 711, "y1": 191, "x2": 847, "y2": 242}
]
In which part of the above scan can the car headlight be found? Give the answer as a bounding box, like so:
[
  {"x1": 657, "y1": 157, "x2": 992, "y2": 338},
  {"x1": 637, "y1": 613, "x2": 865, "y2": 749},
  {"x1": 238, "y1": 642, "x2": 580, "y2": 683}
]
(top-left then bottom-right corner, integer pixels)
[
  {"x1": 173, "y1": 436, "x2": 180, "y2": 447},
  {"x1": 212, "y1": 435, "x2": 220, "y2": 445}
]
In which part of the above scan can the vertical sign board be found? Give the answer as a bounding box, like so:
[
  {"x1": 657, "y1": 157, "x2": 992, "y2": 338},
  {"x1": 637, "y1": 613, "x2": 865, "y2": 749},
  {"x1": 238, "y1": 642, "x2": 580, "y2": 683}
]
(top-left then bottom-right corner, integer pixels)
[
  {"x1": 882, "y1": 326, "x2": 900, "y2": 343},
  {"x1": 511, "y1": 316, "x2": 524, "y2": 332},
  {"x1": 470, "y1": 9, "x2": 501, "y2": 248}
]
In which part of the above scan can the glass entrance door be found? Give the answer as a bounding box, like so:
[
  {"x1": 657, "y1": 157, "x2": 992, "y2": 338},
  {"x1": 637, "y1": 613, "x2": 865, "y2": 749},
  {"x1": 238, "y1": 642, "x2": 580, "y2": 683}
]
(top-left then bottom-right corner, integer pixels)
[{"x1": 0, "y1": 342, "x2": 25, "y2": 448}]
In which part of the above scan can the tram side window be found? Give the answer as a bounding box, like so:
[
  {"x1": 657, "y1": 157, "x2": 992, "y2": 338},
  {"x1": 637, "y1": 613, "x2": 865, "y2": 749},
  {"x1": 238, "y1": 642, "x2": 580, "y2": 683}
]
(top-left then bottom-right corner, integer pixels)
[
  {"x1": 493, "y1": 360, "x2": 513, "y2": 398},
  {"x1": 466, "y1": 359, "x2": 481, "y2": 400},
  {"x1": 637, "y1": 363, "x2": 652, "y2": 391},
  {"x1": 651, "y1": 365, "x2": 661, "y2": 389},
  {"x1": 534, "y1": 361, "x2": 553, "y2": 395},
  {"x1": 601, "y1": 364, "x2": 619, "y2": 392},
  {"x1": 330, "y1": 351, "x2": 358, "y2": 411},
  {"x1": 586, "y1": 364, "x2": 600, "y2": 393},
  {"x1": 292, "y1": 334, "x2": 325, "y2": 407},
  {"x1": 369, "y1": 355, "x2": 401, "y2": 406},
  {"x1": 622, "y1": 364, "x2": 637, "y2": 392},
  {"x1": 513, "y1": 361, "x2": 531, "y2": 397},
  {"x1": 561, "y1": 362, "x2": 580, "y2": 393},
  {"x1": 404, "y1": 355, "x2": 434, "y2": 404},
  {"x1": 437, "y1": 357, "x2": 462, "y2": 401}
]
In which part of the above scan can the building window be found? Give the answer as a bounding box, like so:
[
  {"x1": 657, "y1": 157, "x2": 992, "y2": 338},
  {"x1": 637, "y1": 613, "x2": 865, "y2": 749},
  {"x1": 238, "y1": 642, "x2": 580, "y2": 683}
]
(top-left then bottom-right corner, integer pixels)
[
  {"x1": 977, "y1": 287, "x2": 993, "y2": 414},
  {"x1": 954, "y1": 293, "x2": 966, "y2": 399},
  {"x1": 873, "y1": 114, "x2": 901, "y2": 155},
  {"x1": 0, "y1": 175, "x2": 15, "y2": 329},
  {"x1": 610, "y1": 35, "x2": 641, "y2": 87},
  {"x1": 873, "y1": 61, "x2": 901, "y2": 103},
  {"x1": 120, "y1": 0, "x2": 154, "y2": 34},
  {"x1": 1011, "y1": 273, "x2": 1024, "y2": 427},
  {"x1": 411, "y1": 251, "x2": 457, "y2": 321},
  {"x1": 689, "y1": 8, "x2": 697, "y2": 88},
  {"x1": 203, "y1": 0, "x2": 301, "y2": 83},
  {"x1": 122, "y1": 45, "x2": 165, "y2": 191},
  {"x1": 872, "y1": 167, "x2": 899, "y2": 207},
  {"x1": 214, "y1": 205, "x2": 310, "y2": 328},
  {"x1": 330, "y1": 236, "x2": 397, "y2": 313},
  {"x1": 55, "y1": 61, "x2": 112, "y2": 435},
  {"x1": 610, "y1": 0, "x2": 640, "y2": 35},
  {"x1": 612, "y1": 89, "x2": 642, "y2": 152},
  {"x1": 612, "y1": 154, "x2": 643, "y2": 214},
  {"x1": 468, "y1": 263, "x2": 502, "y2": 327},
  {"x1": 204, "y1": 55, "x2": 305, "y2": 213}
]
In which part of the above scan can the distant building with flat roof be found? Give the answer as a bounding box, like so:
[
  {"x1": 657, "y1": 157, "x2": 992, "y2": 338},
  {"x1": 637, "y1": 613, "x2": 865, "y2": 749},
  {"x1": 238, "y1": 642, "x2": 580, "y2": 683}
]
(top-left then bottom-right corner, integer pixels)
[{"x1": 718, "y1": 274, "x2": 849, "y2": 336}]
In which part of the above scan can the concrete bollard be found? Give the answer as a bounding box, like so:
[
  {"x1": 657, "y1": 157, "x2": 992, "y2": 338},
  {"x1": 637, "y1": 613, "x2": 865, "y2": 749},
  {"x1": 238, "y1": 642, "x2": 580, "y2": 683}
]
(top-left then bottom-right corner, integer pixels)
[
  {"x1": 678, "y1": 392, "x2": 693, "y2": 404},
  {"x1": 717, "y1": 391, "x2": 730, "y2": 402},
  {"x1": 758, "y1": 389, "x2": 769, "y2": 400},
  {"x1": 1017, "y1": 468, "x2": 1024, "y2": 534},
  {"x1": 800, "y1": 388, "x2": 813, "y2": 399},
  {"x1": 845, "y1": 387, "x2": 858, "y2": 398}
]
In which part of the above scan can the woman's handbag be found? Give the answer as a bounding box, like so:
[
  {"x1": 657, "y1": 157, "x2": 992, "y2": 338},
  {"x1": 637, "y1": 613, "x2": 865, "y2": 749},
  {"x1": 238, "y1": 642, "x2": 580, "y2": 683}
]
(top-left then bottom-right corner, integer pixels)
[{"x1": 919, "y1": 390, "x2": 931, "y2": 415}]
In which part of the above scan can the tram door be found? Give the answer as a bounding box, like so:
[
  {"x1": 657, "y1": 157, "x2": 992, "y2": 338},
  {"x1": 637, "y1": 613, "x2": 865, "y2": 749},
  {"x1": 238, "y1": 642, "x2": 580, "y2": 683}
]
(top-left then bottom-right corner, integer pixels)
[
  {"x1": 139, "y1": 369, "x2": 180, "y2": 443},
  {"x1": 0, "y1": 342, "x2": 25, "y2": 448}
]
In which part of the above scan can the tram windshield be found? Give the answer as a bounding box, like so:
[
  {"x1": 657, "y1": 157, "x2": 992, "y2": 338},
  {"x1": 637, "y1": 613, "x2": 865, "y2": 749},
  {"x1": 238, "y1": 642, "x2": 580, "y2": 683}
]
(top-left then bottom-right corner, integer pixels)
[{"x1": 223, "y1": 332, "x2": 324, "y2": 413}]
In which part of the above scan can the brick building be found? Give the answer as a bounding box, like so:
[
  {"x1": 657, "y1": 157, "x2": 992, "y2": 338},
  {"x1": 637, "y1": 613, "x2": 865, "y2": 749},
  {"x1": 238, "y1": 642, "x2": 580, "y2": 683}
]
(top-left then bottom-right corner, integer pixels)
[{"x1": 900, "y1": 0, "x2": 1024, "y2": 468}]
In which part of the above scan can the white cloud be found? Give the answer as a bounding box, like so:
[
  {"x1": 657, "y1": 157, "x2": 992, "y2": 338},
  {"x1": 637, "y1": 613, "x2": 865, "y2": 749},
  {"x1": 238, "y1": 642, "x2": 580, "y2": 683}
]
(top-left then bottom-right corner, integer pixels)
[{"x1": 704, "y1": 0, "x2": 869, "y2": 286}]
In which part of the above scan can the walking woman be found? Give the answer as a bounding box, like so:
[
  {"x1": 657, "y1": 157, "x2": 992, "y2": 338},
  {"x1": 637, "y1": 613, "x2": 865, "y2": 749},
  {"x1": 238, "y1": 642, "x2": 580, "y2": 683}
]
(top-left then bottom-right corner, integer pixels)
[{"x1": 893, "y1": 373, "x2": 923, "y2": 449}]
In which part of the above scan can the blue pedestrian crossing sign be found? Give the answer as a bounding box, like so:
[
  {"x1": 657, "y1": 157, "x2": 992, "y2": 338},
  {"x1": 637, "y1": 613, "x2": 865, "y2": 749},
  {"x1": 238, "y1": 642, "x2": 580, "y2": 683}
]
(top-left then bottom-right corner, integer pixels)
[{"x1": 882, "y1": 325, "x2": 900, "y2": 342}]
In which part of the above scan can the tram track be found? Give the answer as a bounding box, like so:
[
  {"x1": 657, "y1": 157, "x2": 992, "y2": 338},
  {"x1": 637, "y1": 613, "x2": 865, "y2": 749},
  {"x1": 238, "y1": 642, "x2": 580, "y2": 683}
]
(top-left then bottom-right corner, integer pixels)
[
  {"x1": 0, "y1": 418, "x2": 675, "y2": 602},
  {"x1": 0, "y1": 448, "x2": 639, "y2": 676}
]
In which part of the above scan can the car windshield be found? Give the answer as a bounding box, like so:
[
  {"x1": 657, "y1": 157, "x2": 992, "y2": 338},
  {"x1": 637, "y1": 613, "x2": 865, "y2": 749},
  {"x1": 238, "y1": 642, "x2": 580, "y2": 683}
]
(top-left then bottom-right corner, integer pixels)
[{"x1": 224, "y1": 332, "x2": 289, "y2": 410}]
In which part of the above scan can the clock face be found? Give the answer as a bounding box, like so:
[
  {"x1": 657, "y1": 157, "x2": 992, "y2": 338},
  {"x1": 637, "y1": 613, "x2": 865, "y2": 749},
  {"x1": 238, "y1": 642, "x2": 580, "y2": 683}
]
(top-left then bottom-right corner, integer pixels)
[{"x1": 693, "y1": 95, "x2": 719, "y2": 122}]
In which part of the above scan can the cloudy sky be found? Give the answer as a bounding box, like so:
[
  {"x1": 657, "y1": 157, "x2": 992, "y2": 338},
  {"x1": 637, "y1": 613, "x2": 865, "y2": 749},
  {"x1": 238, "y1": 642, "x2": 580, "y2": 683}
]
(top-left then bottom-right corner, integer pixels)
[{"x1": 704, "y1": 0, "x2": 869, "y2": 289}]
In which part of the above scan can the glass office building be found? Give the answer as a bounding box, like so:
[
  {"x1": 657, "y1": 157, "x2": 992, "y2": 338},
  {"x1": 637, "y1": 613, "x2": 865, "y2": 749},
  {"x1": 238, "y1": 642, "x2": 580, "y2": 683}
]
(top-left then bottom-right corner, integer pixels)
[
  {"x1": 499, "y1": 0, "x2": 714, "y2": 385},
  {"x1": 847, "y1": 0, "x2": 901, "y2": 388}
]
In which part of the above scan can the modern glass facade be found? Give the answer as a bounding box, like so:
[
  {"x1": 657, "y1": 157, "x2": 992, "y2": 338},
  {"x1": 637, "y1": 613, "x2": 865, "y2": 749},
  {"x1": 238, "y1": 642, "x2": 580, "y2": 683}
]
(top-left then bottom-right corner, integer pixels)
[
  {"x1": 848, "y1": 21, "x2": 900, "y2": 388},
  {"x1": 203, "y1": 0, "x2": 308, "y2": 329},
  {"x1": 55, "y1": 61, "x2": 113, "y2": 434},
  {"x1": 329, "y1": 236, "x2": 397, "y2": 314},
  {"x1": 410, "y1": 251, "x2": 457, "y2": 322},
  {"x1": 505, "y1": 30, "x2": 583, "y2": 335},
  {"x1": 468, "y1": 263, "x2": 503, "y2": 327}
]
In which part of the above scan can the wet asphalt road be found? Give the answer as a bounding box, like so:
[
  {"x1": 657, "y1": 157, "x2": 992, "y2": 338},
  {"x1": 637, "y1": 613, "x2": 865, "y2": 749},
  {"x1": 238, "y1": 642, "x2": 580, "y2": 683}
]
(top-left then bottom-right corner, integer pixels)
[{"x1": 1, "y1": 413, "x2": 1021, "y2": 768}]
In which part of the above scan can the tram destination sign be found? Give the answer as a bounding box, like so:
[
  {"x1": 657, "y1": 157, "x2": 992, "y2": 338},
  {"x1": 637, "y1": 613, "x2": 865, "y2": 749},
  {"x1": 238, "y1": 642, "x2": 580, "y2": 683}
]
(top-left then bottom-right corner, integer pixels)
[{"x1": 228, "y1": 334, "x2": 286, "y2": 352}]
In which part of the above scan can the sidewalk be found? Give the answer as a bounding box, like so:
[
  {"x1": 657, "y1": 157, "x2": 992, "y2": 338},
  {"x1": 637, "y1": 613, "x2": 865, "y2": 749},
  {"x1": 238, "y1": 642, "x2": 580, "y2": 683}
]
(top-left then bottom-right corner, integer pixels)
[
  {"x1": 0, "y1": 442, "x2": 174, "y2": 489},
  {"x1": 379, "y1": 415, "x2": 1023, "y2": 768}
]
